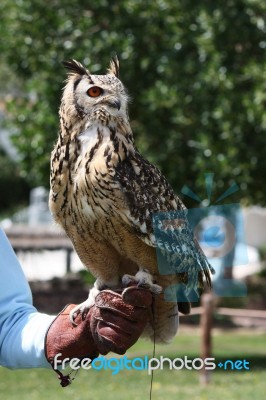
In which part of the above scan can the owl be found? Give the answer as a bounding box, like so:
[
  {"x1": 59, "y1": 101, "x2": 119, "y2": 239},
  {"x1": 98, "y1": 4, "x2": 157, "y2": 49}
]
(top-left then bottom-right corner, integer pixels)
[{"x1": 49, "y1": 56, "x2": 214, "y2": 343}]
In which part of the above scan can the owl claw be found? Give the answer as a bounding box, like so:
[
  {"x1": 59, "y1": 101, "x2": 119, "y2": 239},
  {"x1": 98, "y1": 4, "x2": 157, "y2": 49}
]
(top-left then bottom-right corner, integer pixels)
[
  {"x1": 69, "y1": 309, "x2": 79, "y2": 326},
  {"x1": 121, "y1": 274, "x2": 136, "y2": 286},
  {"x1": 122, "y1": 269, "x2": 162, "y2": 295},
  {"x1": 69, "y1": 302, "x2": 91, "y2": 325},
  {"x1": 69, "y1": 292, "x2": 97, "y2": 325}
]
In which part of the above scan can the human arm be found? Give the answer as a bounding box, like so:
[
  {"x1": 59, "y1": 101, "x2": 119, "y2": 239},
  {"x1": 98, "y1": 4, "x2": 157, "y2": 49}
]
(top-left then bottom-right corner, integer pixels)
[
  {"x1": 0, "y1": 228, "x2": 54, "y2": 368},
  {"x1": 0, "y1": 228, "x2": 152, "y2": 379}
]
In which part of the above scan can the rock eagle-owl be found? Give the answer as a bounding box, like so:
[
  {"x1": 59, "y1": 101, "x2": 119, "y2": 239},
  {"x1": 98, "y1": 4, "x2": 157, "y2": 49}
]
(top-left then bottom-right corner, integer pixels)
[{"x1": 49, "y1": 56, "x2": 214, "y2": 343}]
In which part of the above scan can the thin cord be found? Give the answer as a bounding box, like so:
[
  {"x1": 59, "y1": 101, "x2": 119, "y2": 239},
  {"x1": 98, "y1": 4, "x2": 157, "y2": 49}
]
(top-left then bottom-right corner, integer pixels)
[
  {"x1": 149, "y1": 297, "x2": 156, "y2": 400},
  {"x1": 55, "y1": 363, "x2": 80, "y2": 387}
]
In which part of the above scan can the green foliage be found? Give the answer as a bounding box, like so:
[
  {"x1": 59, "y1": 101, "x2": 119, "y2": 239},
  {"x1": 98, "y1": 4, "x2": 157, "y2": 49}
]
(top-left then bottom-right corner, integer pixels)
[
  {"x1": 0, "y1": 149, "x2": 30, "y2": 216},
  {"x1": 258, "y1": 243, "x2": 266, "y2": 261},
  {"x1": 78, "y1": 269, "x2": 96, "y2": 285},
  {"x1": 0, "y1": 0, "x2": 265, "y2": 205}
]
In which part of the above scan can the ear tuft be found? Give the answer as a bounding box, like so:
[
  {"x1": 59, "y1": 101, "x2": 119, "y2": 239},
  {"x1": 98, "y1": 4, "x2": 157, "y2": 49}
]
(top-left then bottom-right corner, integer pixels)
[
  {"x1": 62, "y1": 59, "x2": 90, "y2": 76},
  {"x1": 107, "y1": 55, "x2": 120, "y2": 78}
]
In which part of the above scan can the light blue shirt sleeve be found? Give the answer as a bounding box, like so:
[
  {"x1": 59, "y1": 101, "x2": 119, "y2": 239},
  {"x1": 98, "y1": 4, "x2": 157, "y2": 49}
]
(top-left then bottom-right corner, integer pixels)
[{"x1": 0, "y1": 228, "x2": 55, "y2": 369}]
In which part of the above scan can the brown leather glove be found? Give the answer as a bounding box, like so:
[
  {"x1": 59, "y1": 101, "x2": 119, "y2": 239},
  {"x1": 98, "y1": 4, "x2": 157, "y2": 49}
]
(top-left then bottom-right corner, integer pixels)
[{"x1": 45, "y1": 286, "x2": 152, "y2": 386}]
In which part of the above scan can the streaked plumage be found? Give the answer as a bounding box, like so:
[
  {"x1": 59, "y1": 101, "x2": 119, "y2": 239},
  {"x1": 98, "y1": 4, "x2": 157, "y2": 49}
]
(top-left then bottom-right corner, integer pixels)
[{"x1": 49, "y1": 57, "x2": 214, "y2": 342}]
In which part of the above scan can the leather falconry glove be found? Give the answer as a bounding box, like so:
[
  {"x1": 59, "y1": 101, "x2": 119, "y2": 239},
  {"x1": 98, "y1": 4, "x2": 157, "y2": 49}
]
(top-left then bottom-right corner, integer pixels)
[{"x1": 45, "y1": 286, "x2": 152, "y2": 387}]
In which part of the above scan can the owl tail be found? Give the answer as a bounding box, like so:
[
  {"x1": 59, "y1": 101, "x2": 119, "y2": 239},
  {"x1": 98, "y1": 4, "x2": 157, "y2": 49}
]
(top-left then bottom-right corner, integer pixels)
[{"x1": 143, "y1": 274, "x2": 192, "y2": 343}]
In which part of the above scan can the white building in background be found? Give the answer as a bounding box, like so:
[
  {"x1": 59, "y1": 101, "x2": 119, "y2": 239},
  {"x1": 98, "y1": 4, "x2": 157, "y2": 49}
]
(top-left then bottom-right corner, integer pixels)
[
  {"x1": 1, "y1": 186, "x2": 52, "y2": 228},
  {"x1": 28, "y1": 187, "x2": 52, "y2": 226},
  {"x1": 244, "y1": 207, "x2": 266, "y2": 249}
]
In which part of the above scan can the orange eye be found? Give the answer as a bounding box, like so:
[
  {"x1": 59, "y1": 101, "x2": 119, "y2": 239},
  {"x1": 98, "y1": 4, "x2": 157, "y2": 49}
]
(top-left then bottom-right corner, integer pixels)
[{"x1": 87, "y1": 86, "x2": 103, "y2": 97}]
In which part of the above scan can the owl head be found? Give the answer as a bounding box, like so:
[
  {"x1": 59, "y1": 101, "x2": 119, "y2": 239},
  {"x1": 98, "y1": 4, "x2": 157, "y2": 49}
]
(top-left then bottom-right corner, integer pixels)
[{"x1": 61, "y1": 56, "x2": 129, "y2": 123}]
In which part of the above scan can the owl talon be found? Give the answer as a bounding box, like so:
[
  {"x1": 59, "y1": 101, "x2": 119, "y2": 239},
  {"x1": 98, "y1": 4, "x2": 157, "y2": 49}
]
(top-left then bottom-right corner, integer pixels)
[
  {"x1": 69, "y1": 307, "x2": 87, "y2": 326},
  {"x1": 69, "y1": 308, "x2": 79, "y2": 326},
  {"x1": 122, "y1": 269, "x2": 162, "y2": 295},
  {"x1": 122, "y1": 274, "x2": 136, "y2": 286},
  {"x1": 69, "y1": 298, "x2": 95, "y2": 325}
]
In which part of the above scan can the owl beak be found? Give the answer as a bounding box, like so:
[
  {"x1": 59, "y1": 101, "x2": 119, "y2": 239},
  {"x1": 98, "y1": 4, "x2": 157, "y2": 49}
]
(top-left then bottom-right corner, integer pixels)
[{"x1": 108, "y1": 98, "x2": 121, "y2": 110}]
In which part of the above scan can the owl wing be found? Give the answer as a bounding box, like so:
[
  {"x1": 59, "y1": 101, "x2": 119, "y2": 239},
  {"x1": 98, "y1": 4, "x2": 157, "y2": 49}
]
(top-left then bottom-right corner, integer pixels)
[
  {"x1": 115, "y1": 151, "x2": 184, "y2": 241},
  {"x1": 115, "y1": 151, "x2": 214, "y2": 295}
]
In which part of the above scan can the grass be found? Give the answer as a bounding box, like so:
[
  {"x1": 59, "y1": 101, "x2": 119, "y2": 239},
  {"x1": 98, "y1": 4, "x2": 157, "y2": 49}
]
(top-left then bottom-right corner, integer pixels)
[{"x1": 0, "y1": 329, "x2": 265, "y2": 400}]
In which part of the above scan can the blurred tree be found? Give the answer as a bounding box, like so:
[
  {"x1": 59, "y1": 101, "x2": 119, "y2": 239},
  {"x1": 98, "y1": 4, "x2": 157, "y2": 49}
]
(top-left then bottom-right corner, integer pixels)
[
  {"x1": 0, "y1": 149, "x2": 30, "y2": 216},
  {"x1": 0, "y1": 0, "x2": 265, "y2": 207}
]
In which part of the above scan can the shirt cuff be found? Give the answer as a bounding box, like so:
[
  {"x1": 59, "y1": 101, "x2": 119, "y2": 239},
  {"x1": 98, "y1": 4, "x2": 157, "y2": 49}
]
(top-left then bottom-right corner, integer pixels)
[{"x1": 1, "y1": 311, "x2": 55, "y2": 369}]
